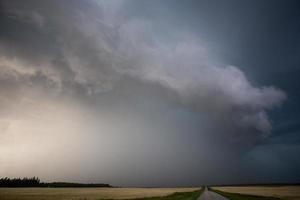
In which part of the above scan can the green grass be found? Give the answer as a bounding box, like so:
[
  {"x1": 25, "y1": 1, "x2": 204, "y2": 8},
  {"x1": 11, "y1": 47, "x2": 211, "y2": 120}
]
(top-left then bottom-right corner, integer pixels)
[
  {"x1": 209, "y1": 188, "x2": 282, "y2": 200},
  {"x1": 114, "y1": 189, "x2": 204, "y2": 200}
]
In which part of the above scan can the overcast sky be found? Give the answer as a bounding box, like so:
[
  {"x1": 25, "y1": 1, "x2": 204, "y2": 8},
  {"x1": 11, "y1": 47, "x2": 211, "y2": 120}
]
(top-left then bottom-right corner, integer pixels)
[{"x1": 0, "y1": 0, "x2": 299, "y2": 187}]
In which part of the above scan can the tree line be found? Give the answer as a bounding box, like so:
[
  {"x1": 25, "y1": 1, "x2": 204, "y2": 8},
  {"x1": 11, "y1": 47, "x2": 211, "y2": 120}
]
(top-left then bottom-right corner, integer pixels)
[{"x1": 0, "y1": 177, "x2": 111, "y2": 187}]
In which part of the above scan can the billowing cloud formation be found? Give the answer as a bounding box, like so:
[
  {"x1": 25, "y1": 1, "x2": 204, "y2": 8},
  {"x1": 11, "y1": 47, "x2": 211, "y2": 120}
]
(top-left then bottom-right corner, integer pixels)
[{"x1": 0, "y1": 0, "x2": 286, "y2": 186}]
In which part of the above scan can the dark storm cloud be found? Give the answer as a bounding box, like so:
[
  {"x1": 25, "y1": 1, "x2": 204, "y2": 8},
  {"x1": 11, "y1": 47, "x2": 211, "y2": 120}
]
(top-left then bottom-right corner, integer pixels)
[{"x1": 0, "y1": 0, "x2": 291, "y2": 186}]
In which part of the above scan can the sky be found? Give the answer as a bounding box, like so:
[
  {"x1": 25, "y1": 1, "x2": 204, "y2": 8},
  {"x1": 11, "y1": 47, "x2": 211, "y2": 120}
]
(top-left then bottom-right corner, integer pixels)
[{"x1": 0, "y1": 0, "x2": 299, "y2": 187}]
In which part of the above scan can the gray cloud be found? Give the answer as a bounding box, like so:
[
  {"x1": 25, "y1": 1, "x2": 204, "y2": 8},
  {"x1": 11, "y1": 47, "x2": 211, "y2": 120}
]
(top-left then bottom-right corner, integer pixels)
[{"x1": 0, "y1": 0, "x2": 287, "y2": 186}]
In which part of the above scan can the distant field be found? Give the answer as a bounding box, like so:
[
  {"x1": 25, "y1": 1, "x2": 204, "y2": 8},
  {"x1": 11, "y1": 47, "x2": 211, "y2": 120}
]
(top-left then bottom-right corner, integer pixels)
[
  {"x1": 0, "y1": 187, "x2": 200, "y2": 200},
  {"x1": 213, "y1": 186, "x2": 300, "y2": 200}
]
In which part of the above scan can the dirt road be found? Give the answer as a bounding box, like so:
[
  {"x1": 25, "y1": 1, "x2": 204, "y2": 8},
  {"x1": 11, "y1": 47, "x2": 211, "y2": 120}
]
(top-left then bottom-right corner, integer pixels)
[{"x1": 197, "y1": 188, "x2": 228, "y2": 200}]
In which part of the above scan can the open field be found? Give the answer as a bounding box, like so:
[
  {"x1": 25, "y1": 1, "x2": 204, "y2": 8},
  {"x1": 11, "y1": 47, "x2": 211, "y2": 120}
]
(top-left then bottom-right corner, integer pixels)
[
  {"x1": 135, "y1": 189, "x2": 203, "y2": 200},
  {"x1": 213, "y1": 186, "x2": 300, "y2": 200},
  {"x1": 0, "y1": 187, "x2": 201, "y2": 200}
]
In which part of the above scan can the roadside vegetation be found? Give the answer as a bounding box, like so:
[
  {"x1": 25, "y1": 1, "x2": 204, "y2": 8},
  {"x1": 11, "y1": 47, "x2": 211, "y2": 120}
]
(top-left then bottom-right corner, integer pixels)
[
  {"x1": 124, "y1": 189, "x2": 204, "y2": 200},
  {"x1": 209, "y1": 188, "x2": 281, "y2": 200}
]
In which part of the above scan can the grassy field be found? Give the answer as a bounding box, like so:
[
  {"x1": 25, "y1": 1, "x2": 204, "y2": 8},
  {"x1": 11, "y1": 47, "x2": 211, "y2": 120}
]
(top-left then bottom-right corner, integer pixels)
[
  {"x1": 213, "y1": 186, "x2": 300, "y2": 200},
  {"x1": 132, "y1": 189, "x2": 203, "y2": 200},
  {"x1": 0, "y1": 187, "x2": 201, "y2": 200},
  {"x1": 210, "y1": 188, "x2": 281, "y2": 200}
]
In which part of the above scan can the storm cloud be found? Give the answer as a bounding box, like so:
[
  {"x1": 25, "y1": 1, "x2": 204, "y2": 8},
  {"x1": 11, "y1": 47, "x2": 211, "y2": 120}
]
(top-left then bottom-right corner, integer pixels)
[{"x1": 0, "y1": 0, "x2": 291, "y2": 186}]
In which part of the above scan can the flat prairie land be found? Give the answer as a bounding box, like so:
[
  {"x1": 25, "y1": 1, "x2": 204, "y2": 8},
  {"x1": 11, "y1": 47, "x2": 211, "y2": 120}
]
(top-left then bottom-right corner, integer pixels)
[
  {"x1": 213, "y1": 186, "x2": 300, "y2": 200},
  {"x1": 0, "y1": 187, "x2": 200, "y2": 200}
]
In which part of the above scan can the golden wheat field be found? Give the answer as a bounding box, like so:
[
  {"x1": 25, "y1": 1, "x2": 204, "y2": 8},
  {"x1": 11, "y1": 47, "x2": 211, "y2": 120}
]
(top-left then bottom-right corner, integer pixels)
[
  {"x1": 0, "y1": 187, "x2": 200, "y2": 200},
  {"x1": 214, "y1": 186, "x2": 300, "y2": 200}
]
